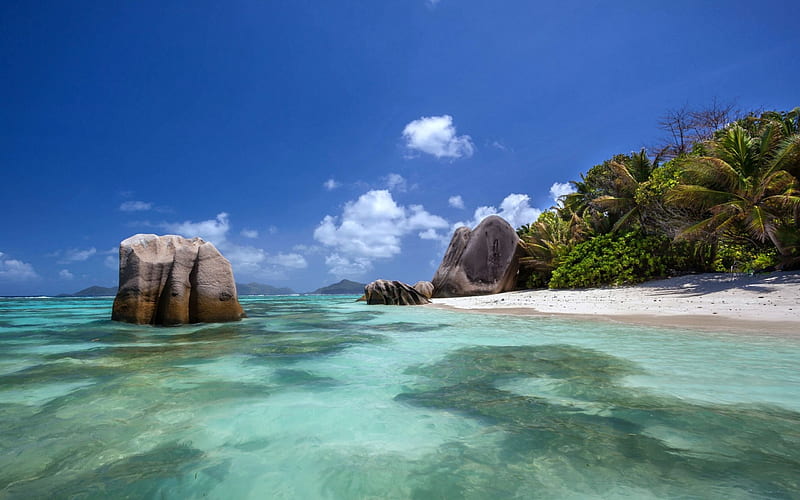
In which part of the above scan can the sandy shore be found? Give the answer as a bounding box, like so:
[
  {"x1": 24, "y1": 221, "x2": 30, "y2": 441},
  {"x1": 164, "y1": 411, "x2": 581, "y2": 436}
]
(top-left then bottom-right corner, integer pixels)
[{"x1": 429, "y1": 272, "x2": 800, "y2": 335}]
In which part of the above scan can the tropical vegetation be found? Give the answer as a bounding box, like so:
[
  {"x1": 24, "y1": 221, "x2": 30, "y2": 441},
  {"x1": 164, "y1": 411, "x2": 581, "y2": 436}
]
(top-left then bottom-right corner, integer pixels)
[{"x1": 517, "y1": 105, "x2": 800, "y2": 289}]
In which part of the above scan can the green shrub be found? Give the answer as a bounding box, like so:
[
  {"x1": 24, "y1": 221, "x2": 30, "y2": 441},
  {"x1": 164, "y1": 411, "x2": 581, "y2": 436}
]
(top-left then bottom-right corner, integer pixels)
[
  {"x1": 713, "y1": 242, "x2": 778, "y2": 273},
  {"x1": 549, "y1": 233, "x2": 682, "y2": 288}
]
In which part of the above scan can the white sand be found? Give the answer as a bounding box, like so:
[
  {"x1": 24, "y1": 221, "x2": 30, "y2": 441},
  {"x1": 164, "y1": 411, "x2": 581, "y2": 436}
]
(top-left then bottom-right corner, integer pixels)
[{"x1": 430, "y1": 272, "x2": 800, "y2": 335}]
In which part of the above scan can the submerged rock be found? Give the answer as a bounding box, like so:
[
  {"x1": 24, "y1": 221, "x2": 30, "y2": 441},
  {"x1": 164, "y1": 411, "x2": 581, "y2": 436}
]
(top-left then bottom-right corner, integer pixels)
[
  {"x1": 364, "y1": 279, "x2": 431, "y2": 305},
  {"x1": 432, "y1": 215, "x2": 522, "y2": 298},
  {"x1": 111, "y1": 234, "x2": 245, "y2": 325}
]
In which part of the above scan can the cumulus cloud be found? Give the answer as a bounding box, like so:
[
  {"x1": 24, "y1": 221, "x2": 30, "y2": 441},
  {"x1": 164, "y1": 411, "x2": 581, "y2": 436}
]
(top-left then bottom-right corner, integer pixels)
[
  {"x1": 59, "y1": 269, "x2": 74, "y2": 280},
  {"x1": 448, "y1": 195, "x2": 465, "y2": 209},
  {"x1": 549, "y1": 182, "x2": 576, "y2": 205},
  {"x1": 161, "y1": 213, "x2": 306, "y2": 279},
  {"x1": 384, "y1": 173, "x2": 408, "y2": 192},
  {"x1": 323, "y1": 179, "x2": 340, "y2": 191},
  {"x1": 402, "y1": 115, "x2": 475, "y2": 159},
  {"x1": 163, "y1": 212, "x2": 230, "y2": 246},
  {"x1": 0, "y1": 252, "x2": 39, "y2": 281},
  {"x1": 241, "y1": 229, "x2": 259, "y2": 239},
  {"x1": 325, "y1": 254, "x2": 373, "y2": 276},
  {"x1": 119, "y1": 200, "x2": 153, "y2": 212},
  {"x1": 418, "y1": 228, "x2": 441, "y2": 240},
  {"x1": 491, "y1": 140, "x2": 508, "y2": 151},
  {"x1": 454, "y1": 193, "x2": 542, "y2": 231},
  {"x1": 266, "y1": 253, "x2": 308, "y2": 269},
  {"x1": 57, "y1": 247, "x2": 97, "y2": 264},
  {"x1": 314, "y1": 189, "x2": 448, "y2": 276}
]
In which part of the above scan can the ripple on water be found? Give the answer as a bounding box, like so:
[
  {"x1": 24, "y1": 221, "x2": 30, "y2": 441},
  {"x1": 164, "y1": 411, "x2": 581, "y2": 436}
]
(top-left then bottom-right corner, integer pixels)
[{"x1": 0, "y1": 296, "x2": 799, "y2": 499}]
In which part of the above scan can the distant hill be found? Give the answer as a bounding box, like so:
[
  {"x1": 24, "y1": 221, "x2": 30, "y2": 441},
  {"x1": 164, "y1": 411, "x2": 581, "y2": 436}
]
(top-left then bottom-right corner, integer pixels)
[
  {"x1": 58, "y1": 283, "x2": 293, "y2": 297},
  {"x1": 236, "y1": 282, "x2": 295, "y2": 295},
  {"x1": 309, "y1": 279, "x2": 366, "y2": 295},
  {"x1": 65, "y1": 285, "x2": 118, "y2": 297}
]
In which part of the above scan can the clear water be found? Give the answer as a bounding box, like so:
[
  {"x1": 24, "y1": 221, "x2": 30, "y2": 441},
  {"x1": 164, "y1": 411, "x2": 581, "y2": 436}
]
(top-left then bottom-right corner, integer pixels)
[{"x1": 1, "y1": 295, "x2": 799, "y2": 499}]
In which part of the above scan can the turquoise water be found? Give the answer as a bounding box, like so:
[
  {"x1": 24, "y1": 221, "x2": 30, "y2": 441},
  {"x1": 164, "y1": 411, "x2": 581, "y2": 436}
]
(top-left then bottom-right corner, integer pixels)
[{"x1": 1, "y1": 296, "x2": 799, "y2": 499}]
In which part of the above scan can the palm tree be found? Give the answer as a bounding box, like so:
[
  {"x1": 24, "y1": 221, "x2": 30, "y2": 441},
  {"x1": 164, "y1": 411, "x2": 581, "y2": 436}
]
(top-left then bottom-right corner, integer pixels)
[
  {"x1": 518, "y1": 210, "x2": 589, "y2": 287},
  {"x1": 591, "y1": 149, "x2": 661, "y2": 234},
  {"x1": 667, "y1": 121, "x2": 800, "y2": 269}
]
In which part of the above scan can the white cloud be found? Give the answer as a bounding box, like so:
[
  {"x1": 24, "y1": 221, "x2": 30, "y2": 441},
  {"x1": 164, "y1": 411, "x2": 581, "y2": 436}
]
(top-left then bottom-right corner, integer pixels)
[
  {"x1": 120, "y1": 201, "x2": 153, "y2": 212},
  {"x1": 402, "y1": 115, "x2": 475, "y2": 159},
  {"x1": 266, "y1": 253, "x2": 308, "y2": 269},
  {"x1": 104, "y1": 255, "x2": 118, "y2": 270},
  {"x1": 292, "y1": 244, "x2": 325, "y2": 255},
  {"x1": 385, "y1": 173, "x2": 408, "y2": 192},
  {"x1": 59, "y1": 269, "x2": 74, "y2": 280},
  {"x1": 0, "y1": 252, "x2": 39, "y2": 281},
  {"x1": 161, "y1": 213, "x2": 305, "y2": 279},
  {"x1": 241, "y1": 229, "x2": 259, "y2": 239},
  {"x1": 418, "y1": 228, "x2": 441, "y2": 240},
  {"x1": 454, "y1": 193, "x2": 542, "y2": 231},
  {"x1": 549, "y1": 182, "x2": 576, "y2": 205},
  {"x1": 314, "y1": 189, "x2": 448, "y2": 276},
  {"x1": 448, "y1": 195, "x2": 465, "y2": 209},
  {"x1": 163, "y1": 212, "x2": 230, "y2": 246},
  {"x1": 324, "y1": 254, "x2": 373, "y2": 276},
  {"x1": 58, "y1": 247, "x2": 97, "y2": 263},
  {"x1": 323, "y1": 178, "x2": 340, "y2": 191}
]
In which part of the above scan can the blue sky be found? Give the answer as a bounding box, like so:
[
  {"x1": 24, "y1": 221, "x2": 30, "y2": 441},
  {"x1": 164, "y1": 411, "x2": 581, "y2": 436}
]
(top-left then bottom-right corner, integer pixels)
[{"x1": 2, "y1": 1, "x2": 799, "y2": 295}]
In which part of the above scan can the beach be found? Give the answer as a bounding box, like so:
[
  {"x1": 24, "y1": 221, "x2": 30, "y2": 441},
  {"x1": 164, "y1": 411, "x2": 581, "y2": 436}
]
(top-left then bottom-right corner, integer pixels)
[{"x1": 430, "y1": 271, "x2": 800, "y2": 335}]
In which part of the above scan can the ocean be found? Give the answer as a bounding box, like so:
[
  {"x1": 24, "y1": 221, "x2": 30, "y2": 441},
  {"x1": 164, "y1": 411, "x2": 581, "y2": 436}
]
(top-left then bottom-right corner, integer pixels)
[{"x1": 1, "y1": 295, "x2": 798, "y2": 499}]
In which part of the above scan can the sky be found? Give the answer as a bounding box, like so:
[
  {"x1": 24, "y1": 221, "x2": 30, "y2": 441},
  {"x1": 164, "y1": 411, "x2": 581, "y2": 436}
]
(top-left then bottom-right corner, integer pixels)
[{"x1": 2, "y1": 0, "x2": 799, "y2": 295}]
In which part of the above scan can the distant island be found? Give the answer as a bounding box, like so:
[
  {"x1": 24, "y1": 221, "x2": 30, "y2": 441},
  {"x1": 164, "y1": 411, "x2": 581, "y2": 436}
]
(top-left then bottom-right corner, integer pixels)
[
  {"x1": 309, "y1": 279, "x2": 366, "y2": 295},
  {"x1": 60, "y1": 282, "x2": 296, "y2": 297},
  {"x1": 60, "y1": 285, "x2": 119, "y2": 297},
  {"x1": 236, "y1": 282, "x2": 296, "y2": 295}
]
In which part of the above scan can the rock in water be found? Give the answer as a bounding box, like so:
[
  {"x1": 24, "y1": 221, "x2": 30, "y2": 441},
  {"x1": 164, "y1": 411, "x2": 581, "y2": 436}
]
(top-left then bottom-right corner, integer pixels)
[
  {"x1": 112, "y1": 234, "x2": 245, "y2": 325},
  {"x1": 413, "y1": 281, "x2": 434, "y2": 299},
  {"x1": 432, "y1": 215, "x2": 522, "y2": 297},
  {"x1": 364, "y1": 279, "x2": 431, "y2": 305}
]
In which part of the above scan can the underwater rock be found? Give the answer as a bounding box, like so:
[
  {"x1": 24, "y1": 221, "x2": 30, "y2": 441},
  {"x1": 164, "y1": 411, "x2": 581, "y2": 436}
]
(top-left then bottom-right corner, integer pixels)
[
  {"x1": 112, "y1": 234, "x2": 245, "y2": 325},
  {"x1": 364, "y1": 279, "x2": 431, "y2": 305},
  {"x1": 432, "y1": 215, "x2": 523, "y2": 297}
]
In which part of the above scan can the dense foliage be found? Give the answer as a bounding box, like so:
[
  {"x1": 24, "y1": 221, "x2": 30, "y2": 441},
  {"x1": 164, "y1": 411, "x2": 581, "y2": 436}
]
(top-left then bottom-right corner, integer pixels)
[{"x1": 517, "y1": 106, "x2": 800, "y2": 289}]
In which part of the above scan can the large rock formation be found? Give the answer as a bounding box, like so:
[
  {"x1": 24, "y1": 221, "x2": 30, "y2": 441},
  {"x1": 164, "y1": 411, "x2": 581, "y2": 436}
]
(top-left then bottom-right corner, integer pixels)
[
  {"x1": 364, "y1": 279, "x2": 431, "y2": 305},
  {"x1": 432, "y1": 215, "x2": 522, "y2": 298},
  {"x1": 112, "y1": 234, "x2": 245, "y2": 325},
  {"x1": 412, "y1": 281, "x2": 434, "y2": 299}
]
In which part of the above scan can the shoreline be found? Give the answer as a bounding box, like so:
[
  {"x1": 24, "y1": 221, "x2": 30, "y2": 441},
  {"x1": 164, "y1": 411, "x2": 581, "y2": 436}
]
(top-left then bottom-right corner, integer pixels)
[{"x1": 428, "y1": 271, "x2": 800, "y2": 336}]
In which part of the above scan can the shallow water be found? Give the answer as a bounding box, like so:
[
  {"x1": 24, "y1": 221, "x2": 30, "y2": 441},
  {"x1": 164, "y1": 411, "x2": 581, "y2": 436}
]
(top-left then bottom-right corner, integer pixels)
[{"x1": 0, "y1": 295, "x2": 798, "y2": 499}]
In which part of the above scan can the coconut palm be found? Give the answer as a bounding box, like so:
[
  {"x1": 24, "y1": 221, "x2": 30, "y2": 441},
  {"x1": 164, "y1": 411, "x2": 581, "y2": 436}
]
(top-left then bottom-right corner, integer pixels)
[
  {"x1": 668, "y1": 121, "x2": 800, "y2": 268},
  {"x1": 591, "y1": 149, "x2": 662, "y2": 234},
  {"x1": 518, "y1": 210, "x2": 590, "y2": 287}
]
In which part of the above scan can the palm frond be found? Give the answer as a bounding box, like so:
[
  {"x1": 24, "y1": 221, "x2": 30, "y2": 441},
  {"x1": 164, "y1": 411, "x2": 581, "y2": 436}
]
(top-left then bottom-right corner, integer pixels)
[
  {"x1": 605, "y1": 160, "x2": 638, "y2": 196},
  {"x1": 667, "y1": 184, "x2": 736, "y2": 211},
  {"x1": 769, "y1": 133, "x2": 800, "y2": 177},
  {"x1": 680, "y1": 157, "x2": 740, "y2": 191},
  {"x1": 716, "y1": 125, "x2": 757, "y2": 177},
  {"x1": 676, "y1": 211, "x2": 733, "y2": 241},
  {"x1": 745, "y1": 206, "x2": 777, "y2": 243},
  {"x1": 592, "y1": 195, "x2": 631, "y2": 213},
  {"x1": 610, "y1": 207, "x2": 640, "y2": 233}
]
